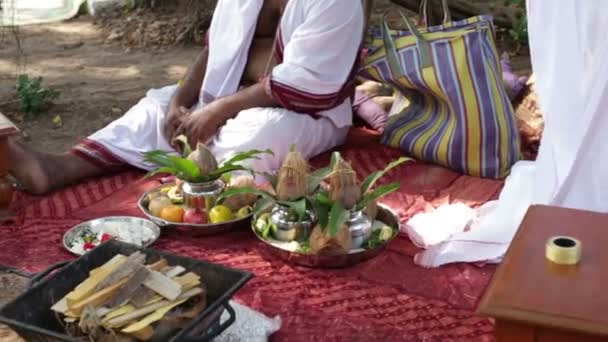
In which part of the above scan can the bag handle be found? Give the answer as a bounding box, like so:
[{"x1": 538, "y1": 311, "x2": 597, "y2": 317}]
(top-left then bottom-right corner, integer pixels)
[
  {"x1": 382, "y1": 10, "x2": 433, "y2": 78},
  {"x1": 419, "y1": 0, "x2": 452, "y2": 27}
]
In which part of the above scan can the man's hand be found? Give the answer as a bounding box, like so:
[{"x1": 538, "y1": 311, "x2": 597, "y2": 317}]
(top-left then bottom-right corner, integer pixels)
[
  {"x1": 164, "y1": 105, "x2": 189, "y2": 146},
  {"x1": 172, "y1": 82, "x2": 278, "y2": 149},
  {"x1": 174, "y1": 100, "x2": 232, "y2": 148}
]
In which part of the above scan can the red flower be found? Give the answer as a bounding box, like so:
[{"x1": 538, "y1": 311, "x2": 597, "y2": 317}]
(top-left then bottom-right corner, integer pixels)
[
  {"x1": 101, "y1": 233, "x2": 113, "y2": 242},
  {"x1": 83, "y1": 242, "x2": 96, "y2": 251}
]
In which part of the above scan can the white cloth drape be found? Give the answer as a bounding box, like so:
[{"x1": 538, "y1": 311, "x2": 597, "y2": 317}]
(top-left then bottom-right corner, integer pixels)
[
  {"x1": 410, "y1": 0, "x2": 608, "y2": 267},
  {"x1": 79, "y1": 0, "x2": 362, "y2": 176},
  {"x1": 199, "y1": 0, "x2": 263, "y2": 105}
]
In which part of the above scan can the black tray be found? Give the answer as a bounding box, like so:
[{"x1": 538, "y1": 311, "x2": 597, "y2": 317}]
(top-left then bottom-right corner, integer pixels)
[{"x1": 0, "y1": 240, "x2": 253, "y2": 341}]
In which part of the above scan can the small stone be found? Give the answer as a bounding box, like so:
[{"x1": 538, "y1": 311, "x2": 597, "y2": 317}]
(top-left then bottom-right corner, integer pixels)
[
  {"x1": 111, "y1": 107, "x2": 122, "y2": 115},
  {"x1": 107, "y1": 29, "x2": 123, "y2": 41},
  {"x1": 21, "y1": 130, "x2": 30, "y2": 140},
  {"x1": 52, "y1": 115, "x2": 63, "y2": 128}
]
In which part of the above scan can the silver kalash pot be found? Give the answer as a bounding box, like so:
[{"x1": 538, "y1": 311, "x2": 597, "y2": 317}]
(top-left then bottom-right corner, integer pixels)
[
  {"x1": 347, "y1": 209, "x2": 373, "y2": 248},
  {"x1": 269, "y1": 204, "x2": 316, "y2": 242},
  {"x1": 181, "y1": 179, "x2": 225, "y2": 211}
]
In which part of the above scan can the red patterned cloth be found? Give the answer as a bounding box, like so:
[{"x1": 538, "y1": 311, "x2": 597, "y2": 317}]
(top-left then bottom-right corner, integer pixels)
[{"x1": 1, "y1": 128, "x2": 502, "y2": 341}]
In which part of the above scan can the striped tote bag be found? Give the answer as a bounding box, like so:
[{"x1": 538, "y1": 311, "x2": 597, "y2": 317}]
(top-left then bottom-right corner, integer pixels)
[{"x1": 359, "y1": 5, "x2": 520, "y2": 179}]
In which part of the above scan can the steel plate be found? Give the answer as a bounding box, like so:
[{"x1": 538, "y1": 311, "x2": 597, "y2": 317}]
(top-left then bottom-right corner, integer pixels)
[
  {"x1": 138, "y1": 183, "x2": 253, "y2": 235},
  {"x1": 252, "y1": 203, "x2": 400, "y2": 268},
  {"x1": 63, "y1": 216, "x2": 160, "y2": 255}
]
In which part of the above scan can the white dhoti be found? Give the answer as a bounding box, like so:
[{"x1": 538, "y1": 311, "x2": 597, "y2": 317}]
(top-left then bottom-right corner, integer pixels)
[
  {"x1": 412, "y1": 0, "x2": 608, "y2": 267},
  {"x1": 74, "y1": 85, "x2": 350, "y2": 174},
  {"x1": 72, "y1": 0, "x2": 363, "y2": 177}
]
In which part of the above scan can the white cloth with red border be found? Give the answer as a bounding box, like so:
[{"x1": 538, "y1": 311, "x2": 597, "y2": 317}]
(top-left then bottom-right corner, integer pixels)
[{"x1": 75, "y1": 0, "x2": 363, "y2": 176}]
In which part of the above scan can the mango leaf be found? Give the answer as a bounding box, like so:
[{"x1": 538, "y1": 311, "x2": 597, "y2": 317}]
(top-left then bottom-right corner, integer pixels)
[
  {"x1": 311, "y1": 191, "x2": 332, "y2": 206},
  {"x1": 260, "y1": 172, "x2": 278, "y2": 190},
  {"x1": 222, "y1": 172, "x2": 232, "y2": 184},
  {"x1": 205, "y1": 165, "x2": 251, "y2": 182},
  {"x1": 145, "y1": 167, "x2": 178, "y2": 178},
  {"x1": 143, "y1": 150, "x2": 176, "y2": 168},
  {"x1": 168, "y1": 156, "x2": 201, "y2": 181},
  {"x1": 308, "y1": 152, "x2": 342, "y2": 193},
  {"x1": 309, "y1": 197, "x2": 330, "y2": 229},
  {"x1": 221, "y1": 149, "x2": 274, "y2": 167},
  {"x1": 172, "y1": 135, "x2": 192, "y2": 156},
  {"x1": 217, "y1": 186, "x2": 274, "y2": 203},
  {"x1": 277, "y1": 198, "x2": 307, "y2": 221},
  {"x1": 254, "y1": 197, "x2": 275, "y2": 215},
  {"x1": 327, "y1": 202, "x2": 349, "y2": 238},
  {"x1": 357, "y1": 182, "x2": 401, "y2": 210},
  {"x1": 360, "y1": 157, "x2": 411, "y2": 195},
  {"x1": 262, "y1": 223, "x2": 275, "y2": 239}
]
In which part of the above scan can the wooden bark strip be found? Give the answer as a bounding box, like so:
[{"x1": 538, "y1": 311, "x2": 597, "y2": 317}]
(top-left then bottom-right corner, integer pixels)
[
  {"x1": 89, "y1": 254, "x2": 128, "y2": 277},
  {"x1": 131, "y1": 266, "x2": 186, "y2": 308},
  {"x1": 66, "y1": 255, "x2": 129, "y2": 308},
  {"x1": 106, "y1": 287, "x2": 203, "y2": 328},
  {"x1": 143, "y1": 271, "x2": 182, "y2": 301},
  {"x1": 51, "y1": 297, "x2": 68, "y2": 313},
  {"x1": 105, "y1": 266, "x2": 151, "y2": 308},
  {"x1": 128, "y1": 258, "x2": 172, "y2": 307},
  {"x1": 174, "y1": 272, "x2": 200, "y2": 290},
  {"x1": 106, "y1": 301, "x2": 170, "y2": 328},
  {"x1": 95, "y1": 252, "x2": 146, "y2": 292},
  {"x1": 96, "y1": 307, "x2": 113, "y2": 318},
  {"x1": 164, "y1": 266, "x2": 186, "y2": 278},
  {"x1": 129, "y1": 286, "x2": 155, "y2": 308},
  {"x1": 71, "y1": 278, "x2": 129, "y2": 316},
  {"x1": 147, "y1": 258, "x2": 168, "y2": 271},
  {"x1": 102, "y1": 305, "x2": 136, "y2": 324},
  {"x1": 129, "y1": 325, "x2": 154, "y2": 341},
  {"x1": 122, "y1": 297, "x2": 188, "y2": 334}
]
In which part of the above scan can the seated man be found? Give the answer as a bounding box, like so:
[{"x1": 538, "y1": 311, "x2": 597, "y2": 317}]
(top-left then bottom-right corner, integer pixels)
[{"x1": 9, "y1": 0, "x2": 364, "y2": 194}]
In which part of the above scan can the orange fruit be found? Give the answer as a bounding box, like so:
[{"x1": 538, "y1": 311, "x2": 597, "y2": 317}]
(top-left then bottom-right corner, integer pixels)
[
  {"x1": 148, "y1": 196, "x2": 172, "y2": 217},
  {"x1": 160, "y1": 205, "x2": 185, "y2": 223}
]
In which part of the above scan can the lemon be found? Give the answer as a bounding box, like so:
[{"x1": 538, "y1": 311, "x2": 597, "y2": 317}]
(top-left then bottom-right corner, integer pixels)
[
  {"x1": 378, "y1": 225, "x2": 394, "y2": 241},
  {"x1": 236, "y1": 206, "x2": 252, "y2": 218},
  {"x1": 209, "y1": 205, "x2": 234, "y2": 223}
]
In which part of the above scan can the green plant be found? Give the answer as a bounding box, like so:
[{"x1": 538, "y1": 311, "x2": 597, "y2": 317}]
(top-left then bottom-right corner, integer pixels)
[
  {"x1": 218, "y1": 150, "x2": 342, "y2": 222},
  {"x1": 504, "y1": 0, "x2": 528, "y2": 45},
  {"x1": 16, "y1": 74, "x2": 60, "y2": 118},
  {"x1": 222, "y1": 151, "x2": 410, "y2": 238},
  {"x1": 142, "y1": 135, "x2": 273, "y2": 183},
  {"x1": 509, "y1": 14, "x2": 528, "y2": 44},
  {"x1": 312, "y1": 153, "x2": 409, "y2": 237}
]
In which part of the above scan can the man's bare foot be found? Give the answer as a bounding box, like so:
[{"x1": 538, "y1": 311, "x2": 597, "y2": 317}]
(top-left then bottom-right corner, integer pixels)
[{"x1": 7, "y1": 140, "x2": 52, "y2": 195}]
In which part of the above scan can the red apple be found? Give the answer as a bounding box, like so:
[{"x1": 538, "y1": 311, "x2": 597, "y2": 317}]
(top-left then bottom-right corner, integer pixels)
[{"x1": 183, "y1": 208, "x2": 207, "y2": 224}]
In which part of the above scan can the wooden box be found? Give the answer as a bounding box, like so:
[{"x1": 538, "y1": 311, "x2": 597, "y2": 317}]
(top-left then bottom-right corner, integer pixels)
[
  {"x1": 0, "y1": 113, "x2": 18, "y2": 211},
  {"x1": 478, "y1": 205, "x2": 608, "y2": 341}
]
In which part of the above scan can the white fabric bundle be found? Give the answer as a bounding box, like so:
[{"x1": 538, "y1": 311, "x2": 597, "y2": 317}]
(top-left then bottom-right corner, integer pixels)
[
  {"x1": 404, "y1": 0, "x2": 608, "y2": 267},
  {"x1": 217, "y1": 301, "x2": 281, "y2": 342}
]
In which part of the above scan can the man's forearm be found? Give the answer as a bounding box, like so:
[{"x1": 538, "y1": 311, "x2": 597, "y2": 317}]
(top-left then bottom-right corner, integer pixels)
[
  {"x1": 218, "y1": 83, "x2": 279, "y2": 121},
  {"x1": 170, "y1": 47, "x2": 209, "y2": 110}
]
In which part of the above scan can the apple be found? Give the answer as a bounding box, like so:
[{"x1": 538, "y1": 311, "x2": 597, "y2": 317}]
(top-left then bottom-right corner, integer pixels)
[{"x1": 183, "y1": 208, "x2": 207, "y2": 224}]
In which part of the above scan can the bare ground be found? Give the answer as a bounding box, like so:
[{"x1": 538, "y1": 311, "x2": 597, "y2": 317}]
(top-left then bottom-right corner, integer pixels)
[{"x1": 0, "y1": 18, "x2": 198, "y2": 153}]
